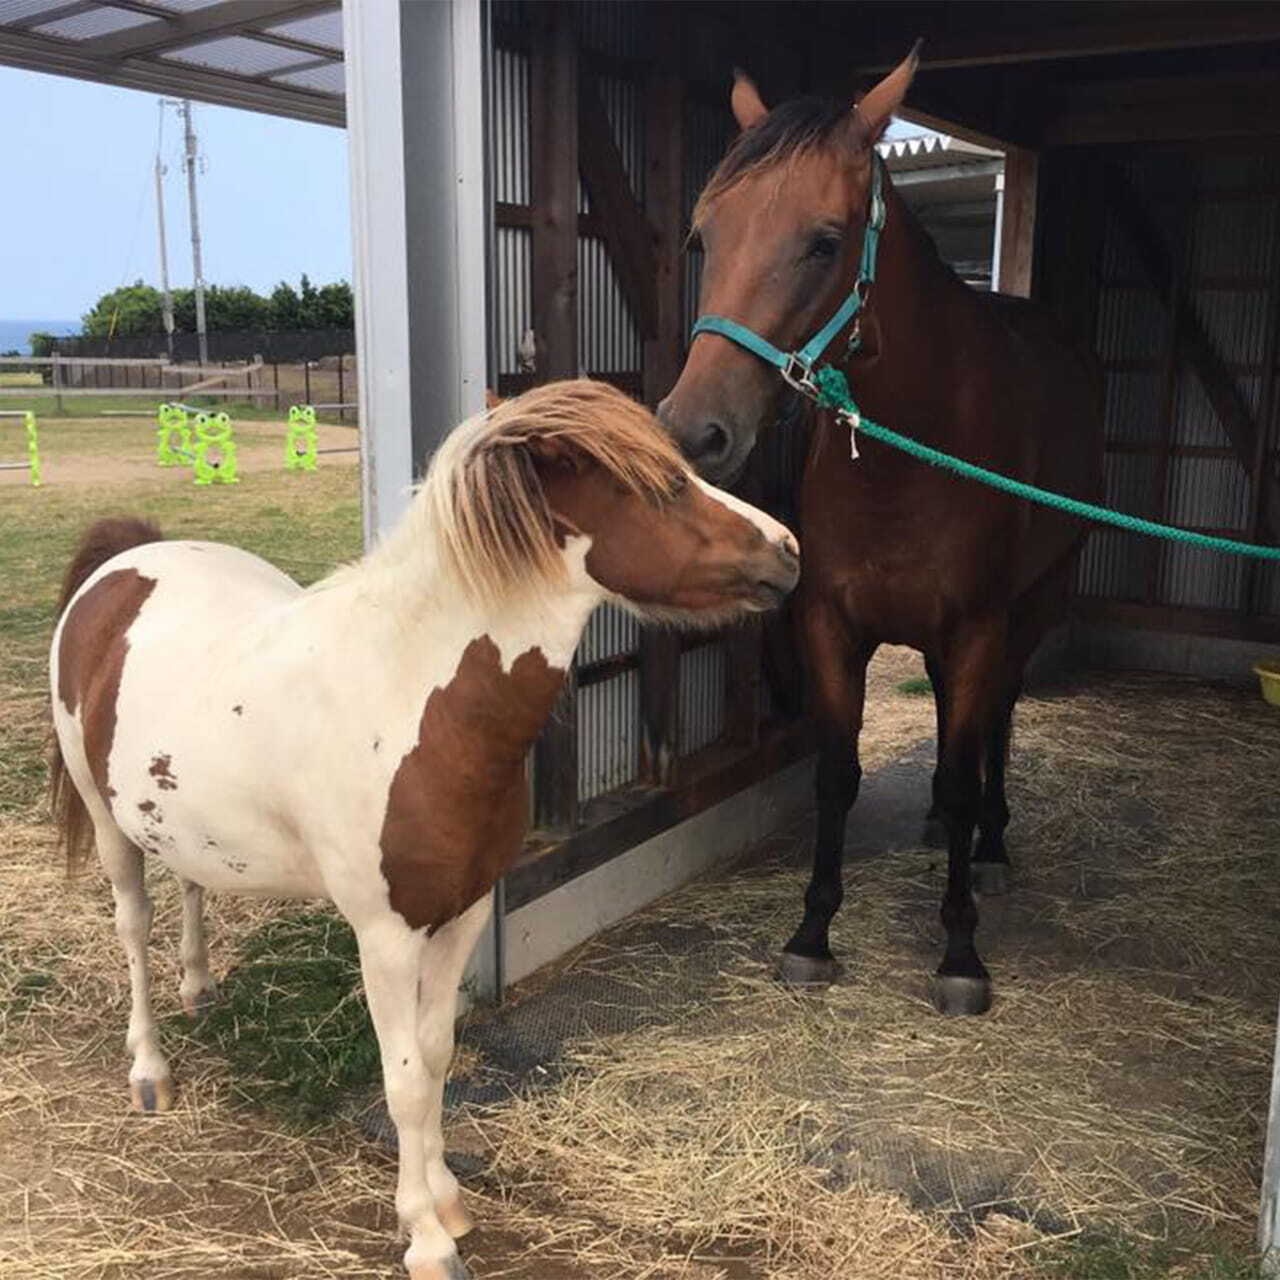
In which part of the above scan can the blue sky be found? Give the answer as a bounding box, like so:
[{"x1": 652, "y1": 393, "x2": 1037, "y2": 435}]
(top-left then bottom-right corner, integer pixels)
[{"x1": 0, "y1": 67, "x2": 351, "y2": 323}]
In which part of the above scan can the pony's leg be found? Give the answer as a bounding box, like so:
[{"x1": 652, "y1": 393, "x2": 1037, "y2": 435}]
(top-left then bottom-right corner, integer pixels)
[
  {"x1": 177, "y1": 877, "x2": 218, "y2": 1017},
  {"x1": 356, "y1": 916, "x2": 469, "y2": 1280},
  {"x1": 416, "y1": 896, "x2": 492, "y2": 1240},
  {"x1": 929, "y1": 617, "x2": 1007, "y2": 1016},
  {"x1": 97, "y1": 823, "x2": 173, "y2": 1111},
  {"x1": 779, "y1": 599, "x2": 875, "y2": 986},
  {"x1": 971, "y1": 682, "x2": 1019, "y2": 896},
  {"x1": 922, "y1": 652, "x2": 949, "y2": 848}
]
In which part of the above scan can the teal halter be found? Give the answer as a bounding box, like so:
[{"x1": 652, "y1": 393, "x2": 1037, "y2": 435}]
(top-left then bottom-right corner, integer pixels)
[{"x1": 690, "y1": 154, "x2": 886, "y2": 400}]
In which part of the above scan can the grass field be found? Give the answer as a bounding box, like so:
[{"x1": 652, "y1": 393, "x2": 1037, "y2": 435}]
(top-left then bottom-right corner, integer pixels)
[{"x1": 0, "y1": 413, "x2": 1270, "y2": 1279}]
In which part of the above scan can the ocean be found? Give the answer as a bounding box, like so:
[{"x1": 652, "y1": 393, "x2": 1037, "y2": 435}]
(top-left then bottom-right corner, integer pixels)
[{"x1": 0, "y1": 320, "x2": 80, "y2": 355}]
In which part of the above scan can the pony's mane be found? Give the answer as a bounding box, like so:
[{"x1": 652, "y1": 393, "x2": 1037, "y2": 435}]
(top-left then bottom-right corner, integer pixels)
[
  {"x1": 693, "y1": 96, "x2": 852, "y2": 230},
  {"x1": 343, "y1": 380, "x2": 687, "y2": 606}
]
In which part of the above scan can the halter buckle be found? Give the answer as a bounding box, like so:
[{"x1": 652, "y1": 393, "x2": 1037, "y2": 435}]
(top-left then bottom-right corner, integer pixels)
[{"x1": 780, "y1": 354, "x2": 818, "y2": 400}]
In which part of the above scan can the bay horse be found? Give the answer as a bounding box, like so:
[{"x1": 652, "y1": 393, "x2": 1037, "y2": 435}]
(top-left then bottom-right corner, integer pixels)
[
  {"x1": 47, "y1": 380, "x2": 798, "y2": 1280},
  {"x1": 659, "y1": 52, "x2": 1103, "y2": 1015}
]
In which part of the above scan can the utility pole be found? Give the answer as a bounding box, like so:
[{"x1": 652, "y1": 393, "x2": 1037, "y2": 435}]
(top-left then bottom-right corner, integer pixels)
[
  {"x1": 154, "y1": 134, "x2": 175, "y2": 360},
  {"x1": 179, "y1": 99, "x2": 208, "y2": 364}
]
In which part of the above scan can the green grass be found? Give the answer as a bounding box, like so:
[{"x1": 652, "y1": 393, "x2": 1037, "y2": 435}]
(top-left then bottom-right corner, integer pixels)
[
  {"x1": 0, "y1": 414, "x2": 361, "y2": 815},
  {"x1": 0, "y1": 372, "x2": 41, "y2": 388},
  {"x1": 1036, "y1": 1234, "x2": 1264, "y2": 1280},
  {"x1": 176, "y1": 909, "x2": 381, "y2": 1127},
  {"x1": 895, "y1": 674, "x2": 933, "y2": 696}
]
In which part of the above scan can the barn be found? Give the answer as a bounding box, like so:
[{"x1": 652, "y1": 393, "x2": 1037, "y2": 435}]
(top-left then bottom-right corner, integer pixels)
[{"x1": 4, "y1": 1, "x2": 1280, "y2": 1274}]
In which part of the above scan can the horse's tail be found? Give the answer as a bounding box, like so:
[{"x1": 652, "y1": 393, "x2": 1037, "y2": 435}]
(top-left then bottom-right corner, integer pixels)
[{"x1": 50, "y1": 517, "x2": 164, "y2": 875}]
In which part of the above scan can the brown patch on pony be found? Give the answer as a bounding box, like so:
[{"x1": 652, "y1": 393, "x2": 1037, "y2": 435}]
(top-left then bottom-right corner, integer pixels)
[
  {"x1": 149, "y1": 755, "x2": 178, "y2": 790},
  {"x1": 138, "y1": 800, "x2": 156, "y2": 814},
  {"x1": 424, "y1": 380, "x2": 688, "y2": 604},
  {"x1": 379, "y1": 635, "x2": 565, "y2": 933},
  {"x1": 50, "y1": 518, "x2": 163, "y2": 874}
]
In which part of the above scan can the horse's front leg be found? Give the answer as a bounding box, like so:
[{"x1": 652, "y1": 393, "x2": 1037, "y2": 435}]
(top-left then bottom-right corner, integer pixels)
[
  {"x1": 970, "y1": 681, "x2": 1019, "y2": 896},
  {"x1": 922, "y1": 652, "x2": 949, "y2": 848},
  {"x1": 357, "y1": 916, "x2": 470, "y2": 1280},
  {"x1": 416, "y1": 896, "x2": 493, "y2": 1243},
  {"x1": 929, "y1": 617, "x2": 1008, "y2": 1016},
  {"x1": 779, "y1": 597, "x2": 875, "y2": 986}
]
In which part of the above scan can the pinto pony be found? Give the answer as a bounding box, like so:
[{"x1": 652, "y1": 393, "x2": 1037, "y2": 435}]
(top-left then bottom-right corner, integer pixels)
[
  {"x1": 660, "y1": 54, "x2": 1104, "y2": 1014},
  {"x1": 48, "y1": 380, "x2": 798, "y2": 1280}
]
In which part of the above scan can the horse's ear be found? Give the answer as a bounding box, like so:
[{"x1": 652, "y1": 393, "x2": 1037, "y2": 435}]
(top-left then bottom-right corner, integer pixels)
[
  {"x1": 851, "y1": 42, "x2": 920, "y2": 146},
  {"x1": 731, "y1": 68, "x2": 769, "y2": 131}
]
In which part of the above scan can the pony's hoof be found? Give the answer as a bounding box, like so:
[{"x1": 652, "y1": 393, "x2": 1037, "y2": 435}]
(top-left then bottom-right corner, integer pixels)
[
  {"x1": 921, "y1": 815, "x2": 948, "y2": 848},
  {"x1": 409, "y1": 1255, "x2": 472, "y2": 1280},
  {"x1": 437, "y1": 1195, "x2": 474, "y2": 1240},
  {"x1": 971, "y1": 861, "x2": 1010, "y2": 896},
  {"x1": 182, "y1": 984, "x2": 219, "y2": 1018},
  {"x1": 928, "y1": 974, "x2": 993, "y2": 1017},
  {"x1": 130, "y1": 1077, "x2": 174, "y2": 1113},
  {"x1": 777, "y1": 951, "x2": 841, "y2": 988}
]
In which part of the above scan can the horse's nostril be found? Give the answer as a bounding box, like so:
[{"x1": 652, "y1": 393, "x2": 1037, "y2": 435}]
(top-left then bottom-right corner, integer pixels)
[{"x1": 690, "y1": 421, "x2": 730, "y2": 464}]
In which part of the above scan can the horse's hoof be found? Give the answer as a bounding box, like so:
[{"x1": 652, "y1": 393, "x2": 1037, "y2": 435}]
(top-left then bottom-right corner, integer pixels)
[
  {"x1": 130, "y1": 1077, "x2": 174, "y2": 1113},
  {"x1": 437, "y1": 1195, "x2": 473, "y2": 1240},
  {"x1": 971, "y1": 861, "x2": 1010, "y2": 896},
  {"x1": 921, "y1": 815, "x2": 948, "y2": 849},
  {"x1": 182, "y1": 984, "x2": 219, "y2": 1019},
  {"x1": 928, "y1": 974, "x2": 993, "y2": 1017},
  {"x1": 777, "y1": 951, "x2": 841, "y2": 988},
  {"x1": 409, "y1": 1255, "x2": 472, "y2": 1280}
]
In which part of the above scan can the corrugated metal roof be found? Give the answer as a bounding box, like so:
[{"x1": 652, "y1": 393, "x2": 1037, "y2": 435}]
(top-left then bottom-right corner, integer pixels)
[
  {"x1": 0, "y1": 0, "x2": 344, "y2": 126},
  {"x1": 877, "y1": 132, "x2": 1002, "y2": 171}
]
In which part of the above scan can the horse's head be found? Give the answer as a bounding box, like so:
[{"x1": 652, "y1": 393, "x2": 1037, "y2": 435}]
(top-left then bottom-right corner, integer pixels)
[
  {"x1": 427, "y1": 381, "x2": 799, "y2": 626},
  {"x1": 659, "y1": 49, "x2": 918, "y2": 485}
]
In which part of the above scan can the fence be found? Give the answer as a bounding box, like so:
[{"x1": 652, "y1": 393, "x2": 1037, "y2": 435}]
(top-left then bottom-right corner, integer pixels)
[{"x1": 48, "y1": 329, "x2": 356, "y2": 364}]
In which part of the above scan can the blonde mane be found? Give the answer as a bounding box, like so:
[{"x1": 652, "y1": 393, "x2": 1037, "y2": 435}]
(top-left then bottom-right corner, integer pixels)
[{"x1": 343, "y1": 380, "x2": 688, "y2": 606}]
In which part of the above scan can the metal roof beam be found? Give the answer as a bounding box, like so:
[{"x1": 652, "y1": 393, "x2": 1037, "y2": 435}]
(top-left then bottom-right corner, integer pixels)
[
  {"x1": 76, "y1": 0, "x2": 335, "y2": 60},
  {"x1": 0, "y1": 23, "x2": 343, "y2": 125}
]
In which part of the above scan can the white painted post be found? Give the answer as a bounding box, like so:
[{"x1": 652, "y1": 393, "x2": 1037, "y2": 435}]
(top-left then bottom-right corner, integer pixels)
[
  {"x1": 342, "y1": 0, "x2": 498, "y2": 997},
  {"x1": 1262, "y1": 1001, "x2": 1280, "y2": 1275}
]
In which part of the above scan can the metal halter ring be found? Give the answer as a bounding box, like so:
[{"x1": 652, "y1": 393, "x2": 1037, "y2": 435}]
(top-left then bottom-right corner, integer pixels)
[{"x1": 780, "y1": 353, "x2": 819, "y2": 400}]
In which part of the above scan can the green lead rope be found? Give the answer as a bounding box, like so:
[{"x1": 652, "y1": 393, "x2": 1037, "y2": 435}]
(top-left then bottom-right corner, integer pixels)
[{"x1": 811, "y1": 366, "x2": 1280, "y2": 563}]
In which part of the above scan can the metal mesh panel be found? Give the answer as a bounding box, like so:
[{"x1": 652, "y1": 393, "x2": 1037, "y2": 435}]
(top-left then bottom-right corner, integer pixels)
[
  {"x1": 275, "y1": 62, "x2": 344, "y2": 94},
  {"x1": 492, "y1": 227, "x2": 532, "y2": 376},
  {"x1": 577, "y1": 670, "x2": 641, "y2": 802},
  {"x1": 678, "y1": 643, "x2": 726, "y2": 755},
  {"x1": 262, "y1": 10, "x2": 343, "y2": 50},
  {"x1": 579, "y1": 604, "x2": 638, "y2": 665},
  {"x1": 492, "y1": 47, "x2": 531, "y2": 206},
  {"x1": 162, "y1": 35, "x2": 314, "y2": 76},
  {"x1": 578, "y1": 237, "x2": 641, "y2": 374},
  {"x1": 34, "y1": 4, "x2": 152, "y2": 38}
]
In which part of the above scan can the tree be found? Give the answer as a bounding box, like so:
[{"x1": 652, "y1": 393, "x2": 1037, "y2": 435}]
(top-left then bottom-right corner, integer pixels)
[
  {"x1": 81, "y1": 282, "x2": 165, "y2": 338},
  {"x1": 27, "y1": 333, "x2": 57, "y2": 357},
  {"x1": 269, "y1": 281, "x2": 302, "y2": 331},
  {"x1": 298, "y1": 273, "x2": 320, "y2": 330},
  {"x1": 315, "y1": 281, "x2": 353, "y2": 329}
]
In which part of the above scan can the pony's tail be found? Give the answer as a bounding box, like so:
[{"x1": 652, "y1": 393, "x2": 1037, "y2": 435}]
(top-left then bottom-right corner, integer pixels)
[{"x1": 50, "y1": 517, "x2": 164, "y2": 875}]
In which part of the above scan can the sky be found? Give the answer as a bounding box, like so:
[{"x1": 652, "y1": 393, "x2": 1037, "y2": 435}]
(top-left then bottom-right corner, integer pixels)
[{"x1": 0, "y1": 67, "x2": 351, "y2": 324}]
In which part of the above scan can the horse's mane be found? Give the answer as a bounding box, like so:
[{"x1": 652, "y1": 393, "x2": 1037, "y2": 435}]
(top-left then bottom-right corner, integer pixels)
[
  {"x1": 338, "y1": 380, "x2": 686, "y2": 606},
  {"x1": 693, "y1": 96, "x2": 852, "y2": 231}
]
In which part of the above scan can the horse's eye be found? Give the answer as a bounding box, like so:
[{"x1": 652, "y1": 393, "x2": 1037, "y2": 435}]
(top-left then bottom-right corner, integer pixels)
[{"x1": 805, "y1": 234, "x2": 842, "y2": 261}]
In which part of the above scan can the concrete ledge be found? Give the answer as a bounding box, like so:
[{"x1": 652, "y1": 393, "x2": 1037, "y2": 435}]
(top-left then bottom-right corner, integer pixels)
[
  {"x1": 1071, "y1": 620, "x2": 1272, "y2": 684},
  {"x1": 502, "y1": 755, "x2": 814, "y2": 985}
]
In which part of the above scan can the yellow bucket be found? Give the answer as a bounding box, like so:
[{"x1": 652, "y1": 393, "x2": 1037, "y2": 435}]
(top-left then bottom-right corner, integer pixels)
[{"x1": 1254, "y1": 660, "x2": 1280, "y2": 706}]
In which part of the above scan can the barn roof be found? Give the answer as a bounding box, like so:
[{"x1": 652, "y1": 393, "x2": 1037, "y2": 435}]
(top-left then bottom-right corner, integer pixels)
[{"x1": 0, "y1": 0, "x2": 344, "y2": 125}]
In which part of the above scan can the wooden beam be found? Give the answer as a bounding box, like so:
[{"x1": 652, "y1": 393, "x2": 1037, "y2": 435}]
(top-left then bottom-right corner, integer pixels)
[
  {"x1": 78, "y1": 0, "x2": 333, "y2": 60},
  {"x1": 1105, "y1": 162, "x2": 1280, "y2": 546},
  {"x1": 529, "y1": 2, "x2": 579, "y2": 830},
  {"x1": 853, "y1": 7, "x2": 1280, "y2": 72},
  {"x1": 1045, "y1": 71, "x2": 1280, "y2": 147},
  {"x1": 529, "y1": 1, "x2": 578, "y2": 379},
  {"x1": 577, "y1": 71, "x2": 658, "y2": 338},
  {"x1": 637, "y1": 13, "x2": 684, "y2": 787},
  {"x1": 995, "y1": 146, "x2": 1037, "y2": 298},
  {"x1": 1074, "y1": 597, "x2": 1280, "y2": 645}
]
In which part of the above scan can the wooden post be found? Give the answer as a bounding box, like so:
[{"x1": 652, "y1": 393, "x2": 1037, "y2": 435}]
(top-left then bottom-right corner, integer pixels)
[
  {"x1": 638, "y1": 9, "x2": 684, "y2": 786},
  {"x1": 530, "y1": 0, "x2": 579, "y2": 827},
  {"x1": 996, "y1": 146, "x2": 1037, "y2": 298}
]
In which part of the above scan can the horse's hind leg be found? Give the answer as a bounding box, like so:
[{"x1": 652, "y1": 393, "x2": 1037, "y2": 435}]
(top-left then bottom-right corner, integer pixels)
[
  {"x1": 779, "y1": 598, "x2": 875, "y2": 986},
  {"x1": 97, "y1": 824, "x2": 173, "y2": 1111},
  {"x1": 178, "y1": 878, "x2": 217, "y2": 1017},
  {"x1": 922, "y1": 652, "x2": 949, "y2": 848}
]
